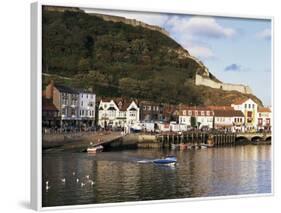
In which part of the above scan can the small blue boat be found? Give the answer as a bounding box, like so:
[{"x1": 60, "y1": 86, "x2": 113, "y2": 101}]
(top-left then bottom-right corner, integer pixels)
[{"x1": 153, "y1": 156, "x2": 177, "y2": 165}]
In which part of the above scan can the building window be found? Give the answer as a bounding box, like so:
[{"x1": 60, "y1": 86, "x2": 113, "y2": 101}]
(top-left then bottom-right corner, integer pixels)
[
  {"x1": 247, "y1": 111, "x2": 252, "y2": 117},
  {"x1": 245, "y1": 104, "x2": 247, "y2": 108},
  {"x1": 195, "y1": 111, "x2": 198, "y2": 116},
  {"x1": 183, "y1": 110, "x2": 186, "y2": 116},
  {"x1": 248, "y1": 104, "x2": 251, "y2": 108},
  {"x1": 266, "y1": 118, "x2": 270, "y2": 125},
  {"x1": 81, "y1": 101, "x2": 83, "y2": 106},
  {"x1": 129, "y1": 111, "x2": 136, "y2": 117},
  {"x1": 147, "y1": 106, "x2": 151, "y2": 111},
  {"x1": 188, "y1": 110, "x2": 192, "y2": 116},
  {"x1": 206, "y1": 111, "x2": 210, "y2": 116},
  {"x1": 201, "y1": 111, "x2": 205, "y2": 116},
  {"x1": 252, "y1": 104, "x2": 255, "y2": 109},
  {"x1": 143, "y1": 106, "x2": 146, "y2": 110}
]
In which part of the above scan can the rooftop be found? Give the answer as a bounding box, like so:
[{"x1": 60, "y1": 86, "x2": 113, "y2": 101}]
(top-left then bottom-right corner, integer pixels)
[
  {"x1": 55, "y1": 84, "x2": 79, "y2": 94},
  {"x1": 258, "y1": 107, "x2": 271, "y2": 113},
  {"x1": 213, "y1": 110, "x2": 244, "y2": 117}
]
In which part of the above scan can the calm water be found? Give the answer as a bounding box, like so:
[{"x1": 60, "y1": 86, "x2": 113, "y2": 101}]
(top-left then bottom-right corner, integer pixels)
[{"x1": 42, "y1": 145, "x2": 271, "y2": 207}]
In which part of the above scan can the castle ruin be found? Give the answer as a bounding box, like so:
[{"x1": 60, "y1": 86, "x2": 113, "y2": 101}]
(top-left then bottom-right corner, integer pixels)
[
  {"x1": 91, "y1": 13, "x2": 170, "y2": 36},
  {"x1": 195, "y1": 74, "x2": 252, "y2": 94}
]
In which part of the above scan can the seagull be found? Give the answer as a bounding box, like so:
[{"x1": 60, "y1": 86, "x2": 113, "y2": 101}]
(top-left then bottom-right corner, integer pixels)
[
  {"x1": 72, "y1": 172, "x2": 76, "y2": 176},
  {"x1": 86, "y1": 175, "x2": 90, "y2": 179},
  {"x1": 76, "y1": 178, "x2": 79, "y2": 183},
  {"x1": 45, "y1": 181, "x2": 49, "y2": 185},
  {"x1": 46, "y1": 185, "x2": 50, "y2": 191},
  {"x1": 61, "y1": 178, "x2": 66, "y2": 183},
  {"x1": 81, "y1": 182, "x2": 85, "y2": 187},
  {"x1": 90, "y1": 180, "x2": 95, "y2": 186}
]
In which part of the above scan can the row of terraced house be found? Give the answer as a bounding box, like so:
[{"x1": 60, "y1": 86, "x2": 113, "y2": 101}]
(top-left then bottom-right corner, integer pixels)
[{"x1": 42, "y1": 81, "x2": 272, "y2": 132}]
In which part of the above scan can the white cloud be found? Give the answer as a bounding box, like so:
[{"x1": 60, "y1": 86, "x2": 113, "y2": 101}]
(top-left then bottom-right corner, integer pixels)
[
  {"x1": 256, "y1": 28, "x2": 271, "y2": 40},
  {"x1": 178, "y1": 40, "x2": 215, "y2": 59},
  {"x1": 189, "y1": 46, "x2": 215, "y2": 59},
  {"x1": 166, "y1": 16, "x2": 236, "y2": 39},
  {"x1": 81, "y1": 9, "x2": 234, "y2": 60}
]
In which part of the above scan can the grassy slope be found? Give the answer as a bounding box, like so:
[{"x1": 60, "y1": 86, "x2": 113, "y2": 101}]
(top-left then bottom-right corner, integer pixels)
[{"x1": 42, "y1": 7, "x2": 263, "y2": 106}]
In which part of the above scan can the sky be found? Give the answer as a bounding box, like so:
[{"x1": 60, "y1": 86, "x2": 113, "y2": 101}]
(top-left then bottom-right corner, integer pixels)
[{"x1": 82, "y1": 8, "x2": 272, "y2": 106}]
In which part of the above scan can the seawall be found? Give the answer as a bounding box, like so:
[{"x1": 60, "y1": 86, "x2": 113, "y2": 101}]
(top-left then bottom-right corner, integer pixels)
[{"x1": 43, "y1": 131, "x2": 123, "y2": 150}]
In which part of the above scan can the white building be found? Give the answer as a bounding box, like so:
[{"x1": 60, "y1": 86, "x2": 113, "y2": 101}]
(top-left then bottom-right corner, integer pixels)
[
  {"x1": 126, "y1": 101, "x2": 140, "y2": 126},
  {"x1": 78, "y1": 91, "x2": 96, "y2": 126},
  {"x1": 231, "y1": 98, "x2": 258, "y2": 131},
  {"x1": 213, "y1": 110, "x2": 245, "y2": 132},
  {"x1": 98, "y1": 100, "x2": 119, "y2": 128},
  {"x1": 98, "y1": 99, "x2": 140, "y2": 128},
  {"x1": 257, "y1": 107, "x2": 272, "y2": 131},
  {"x1": 179, "y1": 107, "x2": 214, "y2": 129}
]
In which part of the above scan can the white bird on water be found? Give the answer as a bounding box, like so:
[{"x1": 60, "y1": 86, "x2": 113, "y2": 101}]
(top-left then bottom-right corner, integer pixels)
[
  {"x1": 86, "y1": 175, "x2": 90, "y2": 179},
  {"x1": 61, "y1": 178, "x2": 66, "y2": 183},
  {"x1": 81, "y1": 182, "x2": 85, "y2": 187},
  {"x1": 76, "y1": 178, "x2": 79, "y2": 183},
  {"x1": 90, "y1": 180, "x2": 95, "y2": 186},
  {"x1": 72, "y1": 172, "x2": 76, "y2": 176},
  {"x1": 46, "y1": 185, "x2": 50, "y2": 191}
]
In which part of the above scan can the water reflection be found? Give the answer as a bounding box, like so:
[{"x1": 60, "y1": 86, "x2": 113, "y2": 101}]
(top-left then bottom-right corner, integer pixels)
[{"x1": 42, "y1": 145, "x2": 271, "y2": 207}]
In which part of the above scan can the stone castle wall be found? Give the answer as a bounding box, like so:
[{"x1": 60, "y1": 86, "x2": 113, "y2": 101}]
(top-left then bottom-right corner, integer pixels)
[
  {"x1": 195, "y1": 74, "x2": 252, "y2": 94},
  {"x1": 44, "y1": 6, "x2": 82, "y2": 13},
  {"x1": 93, "y1": 14, "x2": 170, "y2": 36},
  {"x1": 45, "y1": 7, "x2": 169, "y2": 36}
]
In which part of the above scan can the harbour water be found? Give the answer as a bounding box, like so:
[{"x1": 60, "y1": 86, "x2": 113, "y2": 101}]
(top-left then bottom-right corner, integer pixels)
[{"x1": 42, "y1": 145, "x2": 271, "y2": 207}]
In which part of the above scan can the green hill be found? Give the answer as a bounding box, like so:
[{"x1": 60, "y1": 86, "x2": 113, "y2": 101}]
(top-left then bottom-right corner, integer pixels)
[{"x1": 42, "y1": 6, "x2": 263, "y2": 106}]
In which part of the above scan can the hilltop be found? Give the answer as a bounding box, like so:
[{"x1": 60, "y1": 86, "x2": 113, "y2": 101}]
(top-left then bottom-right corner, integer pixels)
[{"x1": 42, "y1": 6, "x2": 263, "y2": 106}]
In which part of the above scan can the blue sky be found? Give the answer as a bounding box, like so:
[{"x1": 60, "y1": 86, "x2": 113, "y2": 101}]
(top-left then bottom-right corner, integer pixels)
[{"x1": 82, "y1": 8, "x2": 272, "y2": 106}]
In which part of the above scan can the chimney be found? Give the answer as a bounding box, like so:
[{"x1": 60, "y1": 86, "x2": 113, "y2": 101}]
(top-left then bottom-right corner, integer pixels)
[{"x1": 45, "y1": 80, "x2": 54, "y2": 99}]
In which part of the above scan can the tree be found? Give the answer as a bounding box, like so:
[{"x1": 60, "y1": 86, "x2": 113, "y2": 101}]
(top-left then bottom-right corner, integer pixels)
[
  {"x1": 191, "y1": 116, "x2": 197, "y2": 128},
  {"x1": 78, "y1": 58, "x2": 91, "y2": 71}
]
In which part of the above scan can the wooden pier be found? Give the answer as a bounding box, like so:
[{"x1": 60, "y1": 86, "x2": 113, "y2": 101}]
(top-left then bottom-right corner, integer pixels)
[
  {"x1": 156, "y1": 132, "x2": 237, "y2": 148},
  {"x1": 156, "y1": 131, "x2": 271, "y2": 148}
]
